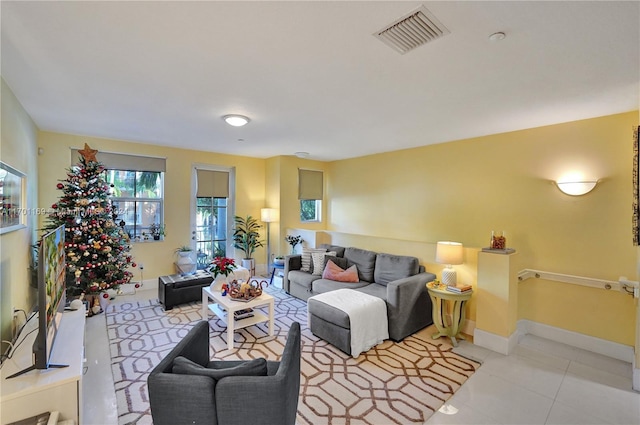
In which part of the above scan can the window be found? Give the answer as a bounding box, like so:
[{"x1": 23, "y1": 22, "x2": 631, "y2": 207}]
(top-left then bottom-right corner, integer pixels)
[
  {"x1": 300, "y1": 199, "x2": 321, "y2": 222},
  {"x1": 194, "y1": 168, "x2": 231, "y2": 269},
  {"x1": 70, "y1": 149, "x2": 167, "y2": 242},
  {"x1": 195, "y1": 197, "x2": 228, "y2": 269},
  {"x1": 298, "y1": 168, "x2": 323, "y2": 222},
  {"x1": 105, "y1": 171, "x2": 164, "y2": 240}
]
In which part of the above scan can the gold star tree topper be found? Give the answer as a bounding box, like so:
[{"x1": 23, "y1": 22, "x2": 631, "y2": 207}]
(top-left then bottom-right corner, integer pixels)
[{"x1": 78, "y1": 143, "x2": 98, "y2": 162}]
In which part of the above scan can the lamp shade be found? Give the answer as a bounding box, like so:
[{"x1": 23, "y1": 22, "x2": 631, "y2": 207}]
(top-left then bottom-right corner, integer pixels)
[
  {"x1": 435, "y1": 241, "x2": 463, "y2": 265},
  {"x1": 555, "y1": 181, "x2": 597, "y2": 196},
  {"x1": 260, "y1": 208, "x2": 279, "y2": 223}
]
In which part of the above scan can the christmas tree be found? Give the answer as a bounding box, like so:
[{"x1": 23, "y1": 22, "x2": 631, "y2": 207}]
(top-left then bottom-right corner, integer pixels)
[{"x1": 45, "y1": 143, "x2": 135, "y2": 300}]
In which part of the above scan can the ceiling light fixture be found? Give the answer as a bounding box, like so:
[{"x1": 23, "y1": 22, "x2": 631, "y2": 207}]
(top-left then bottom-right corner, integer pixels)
[
  {"x1": 295, "y1": 152, "x2": 309, "y2": 159},
  {"x1": 222, "y1": 114, "x2": 250, "y2": 127},
  {"x1": 488, "y1": 32, "x2": 506, "y2": 42}
]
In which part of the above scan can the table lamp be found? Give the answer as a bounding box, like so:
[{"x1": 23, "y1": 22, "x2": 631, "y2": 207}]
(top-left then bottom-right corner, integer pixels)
[{"x1": 436, "y1": 241, "x2": 464, "y2": 286}]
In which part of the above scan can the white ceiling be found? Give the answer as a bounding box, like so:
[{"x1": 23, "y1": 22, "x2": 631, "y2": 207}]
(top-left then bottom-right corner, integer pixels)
[{"x1": 2, "y1": 1, "x2": 638, "y2": 162}]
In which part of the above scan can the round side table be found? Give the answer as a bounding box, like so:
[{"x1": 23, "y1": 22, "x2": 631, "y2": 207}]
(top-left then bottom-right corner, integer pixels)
[{"x1": 426, "y1": 285, "x2": 472, "y2": 347}]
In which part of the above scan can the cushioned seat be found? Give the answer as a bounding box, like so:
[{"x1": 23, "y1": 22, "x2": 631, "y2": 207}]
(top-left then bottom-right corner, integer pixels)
[
  {"x1": 148, "y1": 321, "x2": 302, "y2": 425},
  {"x1": 311, "y1": 278, "x2": 370, "y2": 294}
]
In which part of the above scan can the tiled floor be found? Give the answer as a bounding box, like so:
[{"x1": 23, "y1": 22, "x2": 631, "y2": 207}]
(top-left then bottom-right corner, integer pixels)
[{"x1": 83, "y1": 286, "x2": 640, "y2": 425}]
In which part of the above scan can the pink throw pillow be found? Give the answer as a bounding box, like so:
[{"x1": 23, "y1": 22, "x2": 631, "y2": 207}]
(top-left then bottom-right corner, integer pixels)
[{"x1": 322, "y1": 260, "x2": 359, "y2": 283}]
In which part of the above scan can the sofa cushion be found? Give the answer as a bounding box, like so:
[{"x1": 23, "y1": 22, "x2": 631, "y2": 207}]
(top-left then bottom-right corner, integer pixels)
[
  {"x1": 355, "y1": 282, "x2": 388, "y2": 301},
  {"x1": 325, "y1": 255, "x2": 348, "y2": 270},
  {"x1": 319, "y1": 244, "x2": 346, "y2": 258},
  {"x1": 301, "y1": 247, "x2": 327, "y2": 272},
  {"x1": 322, "y1": 260, "x2": 359, "y2": 283},
  {"x1": 172, "y1": 356, "x2": 268, "y2": 380},
  {"x1": 312, "y1": 278, "x2": 370, "y2": 294},
  {"x1": 288, "y1": 270, "x2": 319, "y2": 290},
  {"x1": 311, "y1": 251, "x2": 336, "y2": 276},
  {"x1": 308, "y1": 298, "x2": 351, "y2": 329},
  {"x1": 373, "y1": 253, "x2": 420, "y2": 286},
  {"x1": 344, "y1": 247, "x2": 377, "y2": 283}
]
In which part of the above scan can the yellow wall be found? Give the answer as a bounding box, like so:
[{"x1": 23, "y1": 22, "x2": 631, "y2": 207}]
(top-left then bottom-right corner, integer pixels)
[
  {"x1": 0, "y1": 79, "x2": 39, "y2": 342},
  {"x1": 37, "y1": 132, "x2": 267, "y2": 281},
  {"x1": 326, "y1": 111, "x2": 638, "y2": 346}
]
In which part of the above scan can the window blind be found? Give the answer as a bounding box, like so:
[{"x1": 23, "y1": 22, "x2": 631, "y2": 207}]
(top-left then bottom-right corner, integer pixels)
[
  {"x1": 298, "y1": 169, "x2": 323, "y2": 200},
  {"x1": 70, "y1": 149, "x2": 166, "y2": 172},
  {"x1": 196, "y1": 169, "x2": 230, "y2": 198}
]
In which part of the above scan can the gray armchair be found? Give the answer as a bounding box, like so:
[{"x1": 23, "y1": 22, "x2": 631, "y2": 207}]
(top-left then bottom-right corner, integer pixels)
[{"x1": 148, "y1": 321, "x2": 301, "y2": 425}]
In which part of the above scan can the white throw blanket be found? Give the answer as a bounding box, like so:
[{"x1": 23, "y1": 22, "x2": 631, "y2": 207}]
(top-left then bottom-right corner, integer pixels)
[{"x1": 309, "y1": 289, "x2": 389, "y2": 357}]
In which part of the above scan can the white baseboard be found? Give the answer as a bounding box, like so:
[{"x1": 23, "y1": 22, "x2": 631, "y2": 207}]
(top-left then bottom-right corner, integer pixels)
[
  {"x1": 517, "y1": 319, "x2": 634, "y2": 363},
  {"x1": 634, "y1": 357, "x2": 640, "y2": 391},
  {"x1": 473, "y1": 328, "x2": 519, "y2": 355}
]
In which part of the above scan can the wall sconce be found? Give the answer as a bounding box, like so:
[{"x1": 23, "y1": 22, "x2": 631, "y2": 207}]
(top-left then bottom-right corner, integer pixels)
[
  {"x1": 435, "y1": 241, "x2": 464, "y2": 286},
  {"x1": 555, "y1": 180, "x2": 598, "y2": 196}
]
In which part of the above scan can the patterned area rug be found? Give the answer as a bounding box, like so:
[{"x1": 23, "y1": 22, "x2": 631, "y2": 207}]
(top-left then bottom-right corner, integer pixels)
[{"x1": 107, "y1": 287, "x2": 479, "y2": 425}]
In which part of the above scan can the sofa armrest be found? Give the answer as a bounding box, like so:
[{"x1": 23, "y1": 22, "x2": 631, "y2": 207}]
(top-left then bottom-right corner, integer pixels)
[
  {"x1": 385, "y1": 272, "x2": 436, "y2": 341},
  {"x1": 216, "y1": 374, "x2": 296, "y2": 425},
  {"x1": 283, "y1": 254, "x2": 302, "y2": 293}
]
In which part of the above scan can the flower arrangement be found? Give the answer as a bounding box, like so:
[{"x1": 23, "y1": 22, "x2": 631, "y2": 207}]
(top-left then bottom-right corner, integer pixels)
[
  {"x1": 209, "y1": 256, "x2": 237, "y2": 277},
  {"x1": 285, "y1": 235, "x2": 303, "y2": 254}
]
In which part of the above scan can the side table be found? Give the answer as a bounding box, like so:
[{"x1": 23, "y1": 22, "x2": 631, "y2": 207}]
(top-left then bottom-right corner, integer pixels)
[
  {"x1": 426, "y1": 285, "x2": 472, "y2": 347},
  {"x1": 270, "y1": 262, "x2": 285, "y2": 286}
]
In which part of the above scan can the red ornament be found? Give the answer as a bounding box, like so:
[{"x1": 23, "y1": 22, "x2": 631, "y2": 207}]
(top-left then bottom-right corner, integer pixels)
[
  {"x1": 131, "y1": 262, "x2": 137, "y2": 268},
  {"x1": 102, "y1": 293, "x2": 109, "y2": 299},
  {"x1": 51, "y1": 204, "x2": 58, "y2": 209},
  {"x1": 101, "y1": 234, "x2": 108, "y2": 241},
  {"x1": 56, "y1": 183, "x2": 64, "y2": 189},
  {"x1": 134, "y1": 283, "x2": 140, "y2": 288}
]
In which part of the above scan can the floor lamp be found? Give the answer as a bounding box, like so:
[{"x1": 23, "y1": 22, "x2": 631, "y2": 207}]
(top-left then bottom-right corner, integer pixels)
[{"x1": 261, "y1": 208, "x2": 279, "y2": 276}]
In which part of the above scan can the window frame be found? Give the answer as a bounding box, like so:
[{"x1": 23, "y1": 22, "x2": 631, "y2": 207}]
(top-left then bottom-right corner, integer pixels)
[
  {"x1": 300, "y1": 199, "x2": 322, "y2": 223},
  {"x1": 105, "y1": 170, "x2": 165, "y2": 242}
]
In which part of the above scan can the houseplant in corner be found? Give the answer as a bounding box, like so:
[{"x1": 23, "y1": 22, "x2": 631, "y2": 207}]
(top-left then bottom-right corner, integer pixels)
[
  {"x1": 232, "y1": 215, "x2": 264, "y2": 276},
  {"x1": 174, "y1": 245, "x2": 196, "y2": 275}
]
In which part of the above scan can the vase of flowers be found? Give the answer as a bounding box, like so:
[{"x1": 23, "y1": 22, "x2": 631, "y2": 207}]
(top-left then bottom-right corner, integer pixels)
[
  {"x1": 209, "y1": 256, "x2": 237, "y2": 291},
  {"x1": 285, "y1": 235, "x2": 303, "y2": 255}
]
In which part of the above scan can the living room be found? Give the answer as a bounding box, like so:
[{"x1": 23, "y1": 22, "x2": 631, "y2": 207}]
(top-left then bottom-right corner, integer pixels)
[{"x1": 1, "y1": 1, "x2": 639, "y2": 424}]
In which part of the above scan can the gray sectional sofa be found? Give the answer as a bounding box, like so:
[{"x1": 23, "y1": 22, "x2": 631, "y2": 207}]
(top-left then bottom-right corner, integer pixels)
[{"x1": 283, "y1": 244, "x2": 436, "y2": 341}]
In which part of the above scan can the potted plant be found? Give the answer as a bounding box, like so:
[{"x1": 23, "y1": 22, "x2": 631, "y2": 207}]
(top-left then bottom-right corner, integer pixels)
[
  {"x1": 174, "y1": 245, "x2": 195, "y2": 275},
  {"x1": 285, "y1": 234, "x2": 303, "y2": 255},
  {"x1": 232, "y1": 215, "x2": 264, "y2": 275},
  {"x1": 149, "y1": 223, "x2": 165, "y2": 240}
]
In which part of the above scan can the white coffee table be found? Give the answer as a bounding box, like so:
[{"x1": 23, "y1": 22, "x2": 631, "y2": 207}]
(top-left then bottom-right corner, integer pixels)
[{"x1": 202, "y1": 286, "x2": 275, "y2": 349}]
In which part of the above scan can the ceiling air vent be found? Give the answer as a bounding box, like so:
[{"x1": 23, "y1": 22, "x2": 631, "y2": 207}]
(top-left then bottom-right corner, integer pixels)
[{"x1": 374, "y1": 5, "x2": 450, "y2": 55}]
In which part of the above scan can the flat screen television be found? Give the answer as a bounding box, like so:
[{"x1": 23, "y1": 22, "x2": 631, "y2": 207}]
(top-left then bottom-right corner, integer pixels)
[{"x1": 7, "y1": 224, "x2": 67, "y2": 378}]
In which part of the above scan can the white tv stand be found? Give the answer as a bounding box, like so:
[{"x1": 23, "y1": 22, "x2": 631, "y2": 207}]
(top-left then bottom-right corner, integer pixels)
[{"x1": 0, "y1": 308, "x2": 85, "y2": 425}]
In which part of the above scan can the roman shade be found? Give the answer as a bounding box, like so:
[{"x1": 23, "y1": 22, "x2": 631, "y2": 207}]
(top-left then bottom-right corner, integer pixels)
[
  {"x1": 196, "y1": 169, "x2": 230, "y2": 198},
  {"x1": 298, "y1": 169, "x2": 323, "y2": 200},
  {"x1": 70, "y1": 149, "x2": 166, "y2": 172}
]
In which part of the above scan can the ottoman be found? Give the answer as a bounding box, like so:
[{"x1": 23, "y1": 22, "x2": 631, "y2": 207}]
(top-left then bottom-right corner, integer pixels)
[
  {"x1": 308, "y1": 289, "x2": 388, "y2": 357},
  {"x1": 158, "y1": 271, "x2": 213, "y2": 310}
]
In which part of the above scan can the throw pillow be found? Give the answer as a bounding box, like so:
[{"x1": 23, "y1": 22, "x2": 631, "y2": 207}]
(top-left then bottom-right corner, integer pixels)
[
  {"x1": 324, "y1": 255, "x2": 348, "y2": 270},
  {"x1": 322, "y1": 260, "x2": 360, "y2": 283},
  {"x1": 172, "y1": 356, "x2": 268, "y2": 380},
  {"x1": 301, "y1": 247, "x2": 326, "y2": 272},
  {"x1": 311, "y1": 251, "x2": 337, "y2": 276}
]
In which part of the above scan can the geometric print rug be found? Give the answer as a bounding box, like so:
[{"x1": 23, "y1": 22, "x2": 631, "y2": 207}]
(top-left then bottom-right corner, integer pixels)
[{"x1": 106, "y1": 286, "x2": 480, "y2": 425}]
